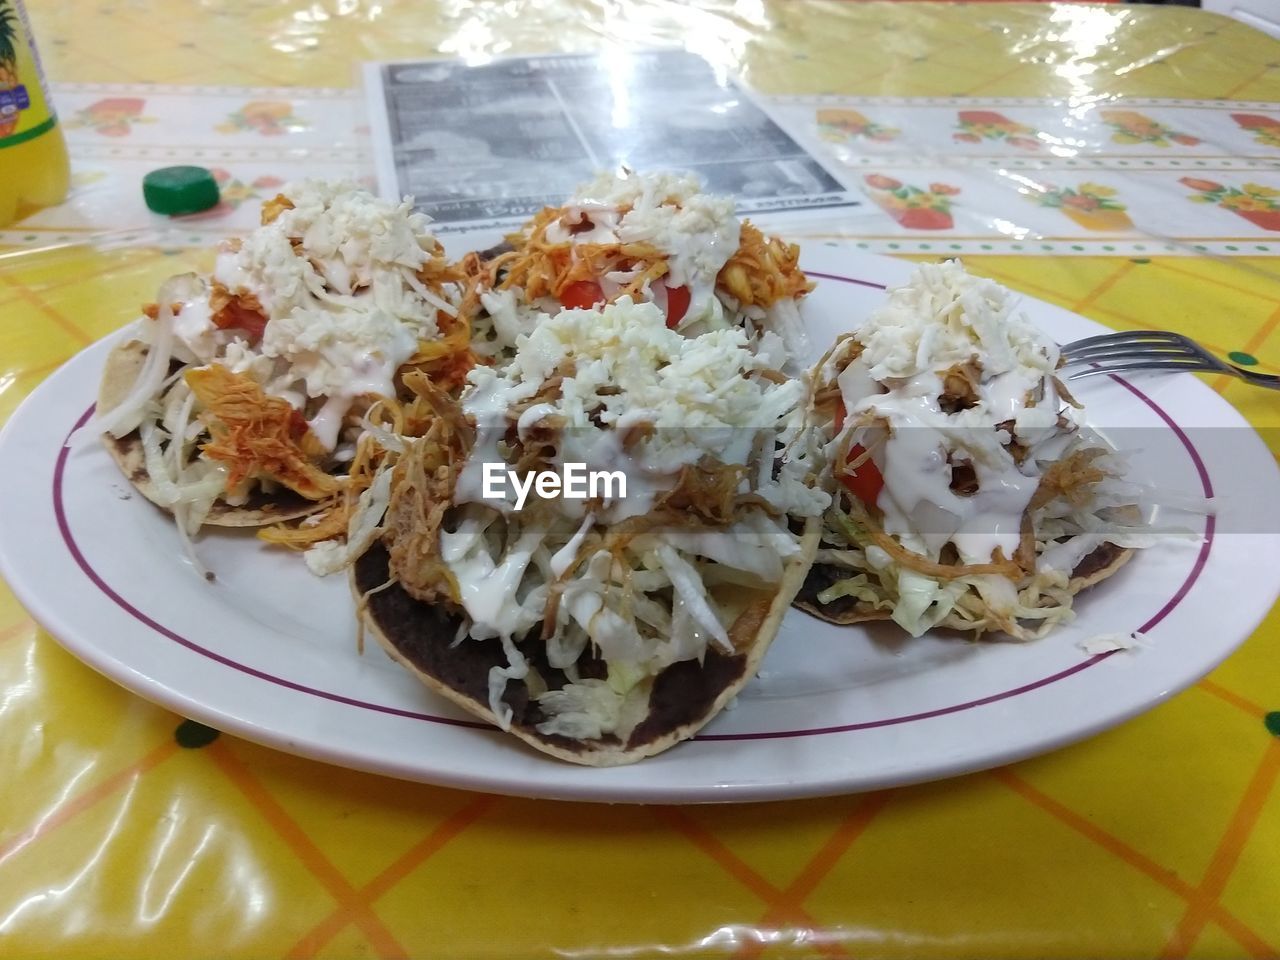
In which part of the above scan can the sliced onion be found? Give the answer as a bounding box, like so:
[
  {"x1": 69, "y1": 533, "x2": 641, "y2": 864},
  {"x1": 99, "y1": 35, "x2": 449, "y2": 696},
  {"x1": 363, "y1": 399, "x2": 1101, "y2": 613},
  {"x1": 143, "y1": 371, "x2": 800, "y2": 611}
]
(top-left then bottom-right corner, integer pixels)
[
  {"x1": 164, "y1": 385, "x2": 197, "y2": 482},
  {"x1": 70, "y1": 280, "x2": 185, "y2": 447}
]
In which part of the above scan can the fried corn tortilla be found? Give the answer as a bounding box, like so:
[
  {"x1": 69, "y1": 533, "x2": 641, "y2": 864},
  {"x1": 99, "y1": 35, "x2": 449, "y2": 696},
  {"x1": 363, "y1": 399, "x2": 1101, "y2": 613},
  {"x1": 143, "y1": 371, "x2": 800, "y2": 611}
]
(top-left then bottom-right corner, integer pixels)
[
  {"x1": 353, "y1": 518, "x2": 820, "y2": 767},
  {"x1": 794, "y1": 541, "x2": 1134, "y2": 627},
  {"x1": 98, "y1": 340, "x2": 320, "y2": 526}
]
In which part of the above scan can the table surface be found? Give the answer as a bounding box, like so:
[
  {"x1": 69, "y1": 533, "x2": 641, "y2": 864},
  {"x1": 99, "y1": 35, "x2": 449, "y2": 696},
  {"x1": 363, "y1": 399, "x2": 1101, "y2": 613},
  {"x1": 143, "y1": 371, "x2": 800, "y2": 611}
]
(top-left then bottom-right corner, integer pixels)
[{"x1": 4, "y1": 2, "x2": 1280, "y2": 957}]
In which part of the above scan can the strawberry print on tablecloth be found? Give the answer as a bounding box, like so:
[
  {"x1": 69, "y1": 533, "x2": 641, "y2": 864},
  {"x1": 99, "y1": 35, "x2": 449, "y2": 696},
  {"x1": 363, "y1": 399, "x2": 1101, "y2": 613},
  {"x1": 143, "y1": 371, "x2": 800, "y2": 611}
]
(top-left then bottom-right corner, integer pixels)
[
  {"x1": 1030, "y1": 182, "x2": 1133, "y2": 232},
  {"x1": 66, "y1": 97, "x2": 155, "y2": 137},
  {"x1": 863, "y1": 174, "x2": 960, "y2": 229},
  {"x1": 1101, "y1": 110, "x2": 1201, "y2": 147}
]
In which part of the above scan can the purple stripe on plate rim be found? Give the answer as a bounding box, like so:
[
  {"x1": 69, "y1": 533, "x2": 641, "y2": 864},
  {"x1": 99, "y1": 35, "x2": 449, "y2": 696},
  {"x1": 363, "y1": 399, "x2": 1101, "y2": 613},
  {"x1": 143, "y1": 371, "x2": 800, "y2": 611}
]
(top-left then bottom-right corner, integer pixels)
[{"x1": 53, "y1": 269, "x2": 1215, "y2": 742}]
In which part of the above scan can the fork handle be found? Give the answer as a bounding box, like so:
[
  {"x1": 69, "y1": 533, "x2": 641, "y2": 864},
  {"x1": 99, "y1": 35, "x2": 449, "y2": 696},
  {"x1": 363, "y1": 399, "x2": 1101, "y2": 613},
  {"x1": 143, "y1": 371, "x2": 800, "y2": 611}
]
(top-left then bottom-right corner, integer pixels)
[{"x1": 1233, "y1": 366, "x2": 1280, "y2": 390}]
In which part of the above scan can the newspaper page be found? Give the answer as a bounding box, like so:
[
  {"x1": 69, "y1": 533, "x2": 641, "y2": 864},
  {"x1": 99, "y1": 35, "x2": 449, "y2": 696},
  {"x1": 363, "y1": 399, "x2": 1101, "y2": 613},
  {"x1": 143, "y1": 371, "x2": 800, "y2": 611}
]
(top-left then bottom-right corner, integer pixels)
[{"x1": 363, "y1": 49, "x2": 858, "y2": 240}]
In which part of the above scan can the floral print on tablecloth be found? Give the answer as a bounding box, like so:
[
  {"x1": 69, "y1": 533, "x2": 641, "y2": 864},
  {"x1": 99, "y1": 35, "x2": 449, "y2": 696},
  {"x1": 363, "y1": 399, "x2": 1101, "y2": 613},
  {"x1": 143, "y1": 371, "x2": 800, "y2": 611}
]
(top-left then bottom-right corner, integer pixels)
[
  {"x1": 863, "y1": 174, "x2": 960, "y2": 229},
  {"x1": 1030, "y1": 182, "x2": 1133, "y2": 231},
  {"x1": 35, "y1": 87, "x2": 1280, "y2": 256},
  {"x1": 1181, "y1": 178, "x2": 1280, "y2": 230},
  {"x1": 1101, "y1": 110, "x2": 1201, "y2": 147},
  {"x1": 215, "y1": 101, "x2": 307, "y2": 136},
  {"x1": 181, "y1": 170, "x2": 286, "y2": 219},
  {"x1": 953, "y1": 110, "x2": 1040, "y2": 150},
  {"x1": 66, "y1": 97, "x2": 155, "y2": 137},
  {"x1": 1230, "y1": 114, "x2": 1280, "y2": 149},
  {"x1": 816, "y1": 109, "x2": 899, "y2": 143}
]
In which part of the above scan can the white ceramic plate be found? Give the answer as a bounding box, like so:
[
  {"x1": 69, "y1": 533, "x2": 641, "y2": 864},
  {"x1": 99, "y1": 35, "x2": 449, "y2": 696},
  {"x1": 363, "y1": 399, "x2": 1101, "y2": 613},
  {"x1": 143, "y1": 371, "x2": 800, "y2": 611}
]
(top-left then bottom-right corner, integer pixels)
[{"x1": 2, "y1": 248, "x2": 1278, "y2": 804}]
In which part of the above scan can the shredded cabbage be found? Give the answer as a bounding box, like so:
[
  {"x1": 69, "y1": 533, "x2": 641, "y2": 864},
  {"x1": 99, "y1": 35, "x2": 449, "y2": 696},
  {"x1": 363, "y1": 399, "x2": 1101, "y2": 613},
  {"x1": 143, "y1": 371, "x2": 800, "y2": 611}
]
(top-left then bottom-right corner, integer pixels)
[
  {"x1": 535, "y1": 679, "x2": 626, "y2": 740},
  {"x1": 302, "y1": 466, "x2": 395, "y2": 576},
  {"x1": 892, "y1": 569, "x2": 969, "y2": 637},
  {"x1": 654, "y1": 543, "x2": 732, "y2": 653},
  {"x1": 72, "y1": 290, "x2": 179, "y2": 447}
]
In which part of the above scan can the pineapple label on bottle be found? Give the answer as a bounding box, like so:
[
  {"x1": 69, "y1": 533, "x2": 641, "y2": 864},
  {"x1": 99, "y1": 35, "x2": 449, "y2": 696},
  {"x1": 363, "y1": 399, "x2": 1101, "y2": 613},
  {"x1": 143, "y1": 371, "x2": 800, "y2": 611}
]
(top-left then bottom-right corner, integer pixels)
[{"x1": 0, "y1": 0, "x2": 56, "y2": 148}]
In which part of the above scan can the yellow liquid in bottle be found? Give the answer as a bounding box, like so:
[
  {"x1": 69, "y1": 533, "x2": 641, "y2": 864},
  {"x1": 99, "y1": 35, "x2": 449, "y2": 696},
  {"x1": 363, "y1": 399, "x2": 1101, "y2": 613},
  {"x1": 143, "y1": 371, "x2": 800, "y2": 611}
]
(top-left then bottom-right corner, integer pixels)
[
  {"x1": 0, "y1": 0, "x2": 70, "y2": 228},
  {"x1": 0, "y1": 120, "x2": 70, "y2": 227}
]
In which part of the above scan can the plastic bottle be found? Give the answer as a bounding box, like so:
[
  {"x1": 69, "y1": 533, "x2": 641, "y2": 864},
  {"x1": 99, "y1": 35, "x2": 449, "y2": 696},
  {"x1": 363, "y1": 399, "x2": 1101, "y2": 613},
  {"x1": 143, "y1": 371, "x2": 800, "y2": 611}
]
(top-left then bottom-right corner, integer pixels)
[{"x1": 0, "y1": 0, "x2": 69, "y2": 227}]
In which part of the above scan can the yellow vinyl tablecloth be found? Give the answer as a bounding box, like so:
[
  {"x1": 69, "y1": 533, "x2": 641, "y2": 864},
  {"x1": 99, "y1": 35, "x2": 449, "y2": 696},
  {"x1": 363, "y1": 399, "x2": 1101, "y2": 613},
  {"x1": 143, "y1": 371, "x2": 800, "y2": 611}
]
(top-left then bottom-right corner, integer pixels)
[{"x1": 4, "y1": 2, "x2": 1280, "y2": 957}]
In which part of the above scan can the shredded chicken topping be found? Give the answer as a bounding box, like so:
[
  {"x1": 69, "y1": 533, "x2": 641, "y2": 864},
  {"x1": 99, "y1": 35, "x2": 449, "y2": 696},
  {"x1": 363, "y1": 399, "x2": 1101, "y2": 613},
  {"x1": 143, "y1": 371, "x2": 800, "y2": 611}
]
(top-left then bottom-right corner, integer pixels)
[
  {"x1": 716, "y1": 222, "x2": 813, "y2": 308},
  {"x1": 492, "y1": 205, "x2": 671, "y2": 303},
  {"x1": 185, "y1": 364, "x2": 341, "y2": 500}
]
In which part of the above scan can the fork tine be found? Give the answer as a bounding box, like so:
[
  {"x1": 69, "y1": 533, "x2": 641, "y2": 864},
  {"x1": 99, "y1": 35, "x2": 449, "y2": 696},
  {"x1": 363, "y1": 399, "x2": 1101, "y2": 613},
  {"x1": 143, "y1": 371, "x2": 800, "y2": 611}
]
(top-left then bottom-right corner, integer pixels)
[
  {"x1": 1061, "y1": 343, "x2": 1200, "y2": 365},
  {"x1": 1063, "y1": 330, "x2": 1187, "y2": 352},
  {"x1": 1058, "y1": 332, "x2": 1280, "y2": 388},
  {"x1": 1066, "y1": 358, "x2": 1222, "y2": 379}
]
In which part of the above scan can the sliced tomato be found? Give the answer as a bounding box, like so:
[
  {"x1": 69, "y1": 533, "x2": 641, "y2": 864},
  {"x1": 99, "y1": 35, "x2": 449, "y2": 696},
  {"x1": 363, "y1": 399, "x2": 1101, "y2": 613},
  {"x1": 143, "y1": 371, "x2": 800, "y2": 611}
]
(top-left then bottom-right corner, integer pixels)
[
  {"x1": 840, "y1": 443, "x2": 884, "y2": 506},
  {"x1": 238, "y1": 311, "x2": 268, "y2": 342},
  {"x1": 212, "y1": 300, "x2": 268, "y2": 342},
  {"x1": 833, "y1": 402, "x2": 883, "y2": 505},
  {"x1": 559, "y1": 279, "x2": 605, "y2": 310},
  {"x1": 664, "y1": 284, "x2": 691, "y2": 329},
  {"x1": 288, "y1": 408, "x2": 310, "y2": 440}
]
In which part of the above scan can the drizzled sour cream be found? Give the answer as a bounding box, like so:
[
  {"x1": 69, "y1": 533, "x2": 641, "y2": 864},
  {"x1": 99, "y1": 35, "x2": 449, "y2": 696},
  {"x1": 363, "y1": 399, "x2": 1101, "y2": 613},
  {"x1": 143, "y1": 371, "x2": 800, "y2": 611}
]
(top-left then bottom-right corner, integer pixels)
[
  {"x1": 455, "y1": 296, "x2": 825, "y2": 523},
  {"x1": 832, "y1": 260, "x2": 1068, "y2": 566}
]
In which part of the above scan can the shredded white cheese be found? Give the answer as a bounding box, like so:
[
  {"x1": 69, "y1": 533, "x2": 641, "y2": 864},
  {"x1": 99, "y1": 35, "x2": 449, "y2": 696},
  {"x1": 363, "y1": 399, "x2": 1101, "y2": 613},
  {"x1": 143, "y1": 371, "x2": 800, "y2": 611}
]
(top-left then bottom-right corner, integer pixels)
[
  {"x1": 855, "y1": 259, "x2": 1060, "y2": 384},
  {"x1": 557, "y1": 170, "x2": 741, "y2": 305},
  {"x1": 456, "y1": 297, "x2": 825, "y2": 520},
  {"x1": 173, "y1": 180, "x2": 457, "y2": 452}
]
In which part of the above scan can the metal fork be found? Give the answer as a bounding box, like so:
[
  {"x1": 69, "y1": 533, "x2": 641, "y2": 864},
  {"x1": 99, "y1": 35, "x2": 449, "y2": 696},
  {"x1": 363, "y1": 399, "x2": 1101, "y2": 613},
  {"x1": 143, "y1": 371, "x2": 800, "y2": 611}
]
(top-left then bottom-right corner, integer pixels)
[{"x1": 1059, "y1": 330, "x2": 1280, "y2": 390}]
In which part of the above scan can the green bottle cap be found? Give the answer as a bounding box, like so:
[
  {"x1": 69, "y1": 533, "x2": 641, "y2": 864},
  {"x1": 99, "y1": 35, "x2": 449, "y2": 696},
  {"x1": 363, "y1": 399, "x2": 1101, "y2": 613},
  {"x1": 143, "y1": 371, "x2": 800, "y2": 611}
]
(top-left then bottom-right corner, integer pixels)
[{"x1": 142, "y1": 166, "x2": 221, "y2": 216}]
